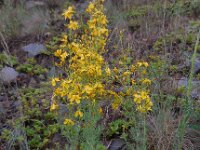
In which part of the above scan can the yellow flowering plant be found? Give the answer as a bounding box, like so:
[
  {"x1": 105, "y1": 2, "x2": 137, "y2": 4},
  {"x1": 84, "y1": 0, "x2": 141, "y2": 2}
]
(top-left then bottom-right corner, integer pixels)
[
  {"x1": 51, "y1": 0, "x2": 110, "y2": 117},
  {"x1": 51, "y1": 0, "x2": 153, "y2": 148},
  {"x1": 51, "y1": 0, "x2": 109, "y2": 148},
  {"x1": 51, "y1": 0, "x2": 153, "y2": 118}
]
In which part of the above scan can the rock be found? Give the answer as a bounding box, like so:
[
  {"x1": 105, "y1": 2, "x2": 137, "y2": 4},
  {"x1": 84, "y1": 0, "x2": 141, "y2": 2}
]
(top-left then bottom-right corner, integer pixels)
[
  {"x1": 0, "y1": 102, "x2": 7, "y2": 115},
  {"x1": 177, "y1": 77, "x2": 188, "y2": 87},
  {"x1": 194, "y1": 58, "x2": 200, "y2": 74},
  {"x1": 0, "y1": 95, "x2": 5, "y2": 102},
  {"x1": 108, "y1": 139, "x2": 127, "y2": 150},
  {"x1": 25, "y1": 1, "x2": 46, "y2": 9},
  {"x1": 0, "y1": 67, "x2": 19, "y2": 84},
  {"x1": 22, "y1": 43, "x2": 46, "y2": 57},
  {"x1": 178, "y1": 52, "x2": 200, "y2": 74},
  {"x1": 21, "y1": 9, "x2": 50, "y2": 36},
  {"x1": 13, "y1": 100, "x2": 21, "y2": 108},
  {"x1": 176, "y1": 77, "x2": 200, "y2": 99},
  {"x1": 47, "y1": 67, "x2": 56, "y2": 78}
]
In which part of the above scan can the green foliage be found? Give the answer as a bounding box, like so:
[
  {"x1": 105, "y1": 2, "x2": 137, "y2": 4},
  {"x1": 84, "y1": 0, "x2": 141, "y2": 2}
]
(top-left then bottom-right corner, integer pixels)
[
  {"x1": 107, "y1": 119, "x2": 130, "y2": 138},
  {"x1": 61, "y1": 102, "x2": 106, "y2": 150},
  {"x1": 1, "y1": 85, "x2": 59, "y2": 149},
  {"x1": 125, "y1": 6, "x2": 148, "y2": 18},
  {"x1": 20, "y1": 86, "x2": 58, "y2": 149},
  {"x1": 0, "y1": 52, "x2": 18, "y2": 68},
  {"x1": 173, "y1": 30, "x2": 200, "y2": 150},
  {"x1": 46, "y1": 36, "x2": 61, "y2": 53},
  {"x1": 16, "y1": 58, "x2": 48, "y2": 75},
  {"x1": 164, "y1": 0, "x2": 200, "y2": 17}
]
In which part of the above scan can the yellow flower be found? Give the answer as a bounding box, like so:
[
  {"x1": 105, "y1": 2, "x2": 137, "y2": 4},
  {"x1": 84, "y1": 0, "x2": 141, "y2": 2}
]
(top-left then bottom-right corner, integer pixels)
[
  {"x1": 62, "y1": 6, "x2": 74, "y2": 19},
  {"x1": 133, "y1": 91, "x2": 152, "y2": 113},
  {"x1": 126, "y1": 88, "x2": 132, "y2": 95},
  {"x1": 99, "y1": 28, "x2": 108, "y2": 36},
  {"x1": 131, "y1": 65, "x2": 136, "y2": 72},
  {"x1": 96, "y1": 67, "x2": 102, "y2": 76},
  {"x1": 84, "y1": 85, "x2": 94, "y2": 95},
  {"x1": 50, "y1": 101, "x2": 59, "y2": 111},
  {"x1": 69, "y1": 94, "x2": 81, "y2": 104},
  {"x1": 123, "y1": 71, "x2": 131, "y2": 77},
  {"x1": 137, "y1": 61, "x2": 149, "y2": 67},
  {"x1": 61, "y1": 35, "x2": 68, "y2": 43},
  {"x1": 54, "y1": 49, "x2": 62, "y2": 57},
  {"x1": 63, "y1": 79, "x2": 72, "y2": 84},
  {"x1": 55, "y1": 61, "x2": 63, "y2": 67},
  {"x1": 111, "y1": 96, "x2": 122, "y2": 110},
  {"x1": 70, "y1": 42, "x2": 80, "y2": 53},
  {"x1": 98, "y1": 107, "x2": 103, "y2": 114},
  {"x1": 87, "y1": 19, "x2": 97, "y2": 29},
  {"x1": 112, "y1": 102, "x2": 119, "y2": 110},
  {"x1": 68, "y1": 21, "x2": 79, "y2": 30},
  {"x1": 60, "y1": 52, "x2": 69, "y2": 62},
  {"x1": 54, "y1": 88, "x2": 62, "y2": 96},
  {"x1": 105, "y1": 67, "x2": 111, "y2": 76},
  {"x1": 107, "y1": 90, "x2": 117, "y2": 96},
  {"x1": 52, "y1": 78, "x2": 60, "y2": 86},
  {"x1": 113, "y1": 67, "x2": 119, "y2": 74},
  {"x1": 119, "y1": 61, "x2": 123, "y2": 65},
  {"x1": 137, "y1": 62, "x2": 143, "y2": 67},
  {"x1": 141, "y1": 78, "x2": 151, "y2": 85},
  {"x1": 52, "y1": 0, "x2": 110, "y2": 117},
  {"x1": 94, "y1": 82, "x2": 105, "y2": 95},
  {"x1": 92, "y1": 29, "x2": 99, "y2": 36},
  {"x1": 141, "y1": 70, "x2": 147, "y2": 75},
  {"x1": 64, "y1": 118, "x2": 75, "y2": 125},
  {"x1": 143, "y1": 62, "x2": 149, "y2": 67},
  {"x1": 131, "y1": 79, "x2": 136, "y2": 85},
  {"x1": 86, "y1": 3, "x2": 95, "y2": 13},
  {"x1": 75, "y1": 110, "x2": 83, "y2": 118},
  {"x1": 100, "y1": 15, "x2": 107, "y2": 25}
]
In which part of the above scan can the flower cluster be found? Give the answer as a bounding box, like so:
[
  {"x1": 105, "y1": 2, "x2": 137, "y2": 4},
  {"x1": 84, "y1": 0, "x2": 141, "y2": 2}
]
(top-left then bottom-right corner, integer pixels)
[
  {"x1": 104, "y1": 61, "x2": 153, "y2": 113},
  {"x1": 51, "y1": 0, "x2": 108, "y2": 124},
  {"x1": 133, "y1": 91, "x2": 152, "y2": 113},
  {"x1": 51, "y1": 0, "x2": 153, "y2": 126}
]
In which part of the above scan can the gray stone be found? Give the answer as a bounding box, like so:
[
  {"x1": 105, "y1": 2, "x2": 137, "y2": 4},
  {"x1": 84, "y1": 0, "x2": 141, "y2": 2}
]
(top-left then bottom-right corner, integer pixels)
[
  {"x1": 21, "y1": 9, "x2": 50, "y2": 37},
  {"x1": 176, "y1": 77, "x2": 200, "y2": 99},
  {"x1": 25, "y1": 1, "x2": 46, "y2": 9},
  {"x1": 178, "y1": 52, "x2": 200, "y2": 74},
  {"x1": 47, "y1": 67, "x2": 56, "y2": 78},
  {"x1": 0, "y1": 67, "x2": 19, "y2": 83},
  {"x1": 194, "y1": 58, "x2": 200, "y2": 73},
  {"x1": 0, "y1": 95, "x2": 4, "y2": 102},
  {"x1": 0, "y1": 102, "x2": 6, "y2": 115},
  {"x1": 22, "y1": 43, "x2": 46, "y2": 57},
  {"x1": 177, "y1": 77, "x2": 188, "y2": 87},
  {"x1": 108, "y1": 139, "x2": 126, "y2": 150},
  {"x1": 13, "y1": 100, "x2": 21, "y2": 108}
]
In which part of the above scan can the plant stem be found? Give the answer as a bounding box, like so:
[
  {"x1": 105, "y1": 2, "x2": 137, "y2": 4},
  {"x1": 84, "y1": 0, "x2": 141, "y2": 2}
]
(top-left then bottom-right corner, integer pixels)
[
  {"x1": 174, "y1": 30, "x2": 200, "y2": 150},
  {"x1": 0, "y1": 31, "x2": 10, "y2": 55},
  {"x1": 143, "y1": 114, "x2": 147, "y2": 150}
]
